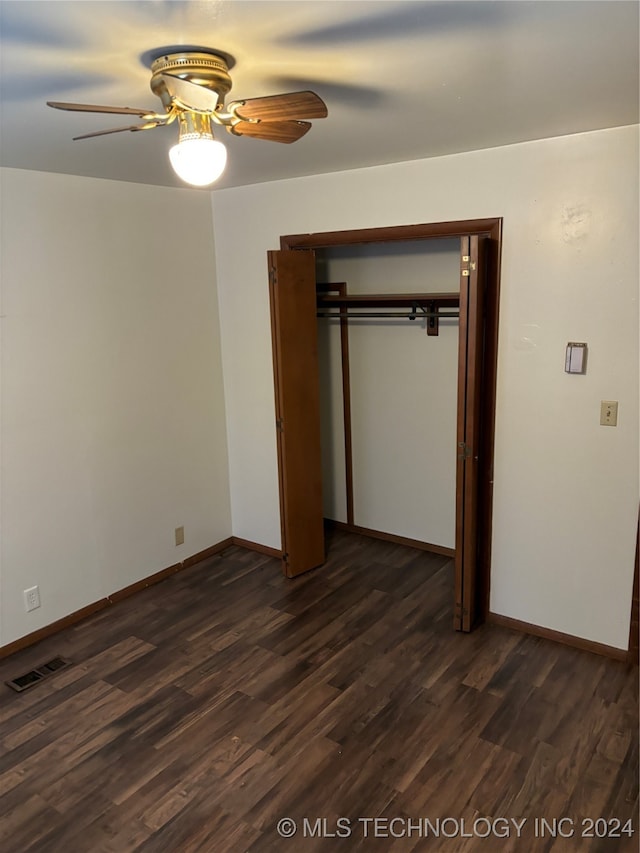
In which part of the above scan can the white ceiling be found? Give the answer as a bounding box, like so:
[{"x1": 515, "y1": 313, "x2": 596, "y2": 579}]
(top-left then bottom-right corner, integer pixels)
[{"x1": 1, "y1": 0, "x2": 638, "y2": 190}]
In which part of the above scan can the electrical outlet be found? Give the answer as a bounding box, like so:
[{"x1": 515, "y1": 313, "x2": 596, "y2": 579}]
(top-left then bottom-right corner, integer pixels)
[
  {"x1": 175, "y1": 526, "x2": 185, "y2": 546},
  {"x1": 600, "y1": 400, "x2": 618, "y2": 427},
  {"x1": 24, "y1": 586, "x2": 41, "y2": 612}
]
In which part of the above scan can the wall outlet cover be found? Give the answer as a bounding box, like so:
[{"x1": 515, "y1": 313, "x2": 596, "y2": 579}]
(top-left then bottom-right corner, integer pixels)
[{"x1": 24, "y1": 586, "x2": 41, "y2": 612}]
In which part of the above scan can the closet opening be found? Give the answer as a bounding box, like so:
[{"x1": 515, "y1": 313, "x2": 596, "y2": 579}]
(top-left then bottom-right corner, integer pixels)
[{"x1": 268, "y1": 219, "x2": 502, "y2": 631}]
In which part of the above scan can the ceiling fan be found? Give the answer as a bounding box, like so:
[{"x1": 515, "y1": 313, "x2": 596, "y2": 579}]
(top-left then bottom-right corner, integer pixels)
[{"x1": 47, "y1": 48, "x2": 328, "y2": 186}]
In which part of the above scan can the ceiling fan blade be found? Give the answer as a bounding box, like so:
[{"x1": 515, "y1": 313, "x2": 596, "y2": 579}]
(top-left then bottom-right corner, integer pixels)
[
  {"x1": 231, "y1": 91, "x2": 327, "y2": 122},
  {"x1": 160, "y1": 74, "x2": 219, "y2": 112},
  {"x1": 268, "y1": 76, "x2": 383, "y2": 109},
  {"x1": 231, "y1": 120, "x2": 311, "y2": 144},
  {"x1": 72, "y1": 121, "x2": 163, "y2": 140},
  {"x1": 47, "y1": 101, "x2": 157, "y2": 117}
]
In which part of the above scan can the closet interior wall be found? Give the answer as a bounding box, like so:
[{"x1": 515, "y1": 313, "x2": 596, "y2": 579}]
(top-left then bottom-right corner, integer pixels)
[{"x1": 316, "y1": 239, "x2": 460, "y2": 550}]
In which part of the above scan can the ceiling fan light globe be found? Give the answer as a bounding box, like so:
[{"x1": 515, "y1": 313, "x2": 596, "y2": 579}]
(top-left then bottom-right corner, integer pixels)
[{"x1": 169, "y1": 137, "x2": 227, "y2": 186}]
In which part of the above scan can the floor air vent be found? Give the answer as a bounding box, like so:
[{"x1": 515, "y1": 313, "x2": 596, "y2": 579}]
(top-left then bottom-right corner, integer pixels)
[{"x1": 5, "y1": 656, "x2": 72, "y2": 693}]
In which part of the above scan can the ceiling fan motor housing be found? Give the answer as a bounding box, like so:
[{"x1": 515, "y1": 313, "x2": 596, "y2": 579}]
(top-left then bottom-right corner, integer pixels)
[{"x1": 150, "y1": 51, "x2": 233, "y2": 110}]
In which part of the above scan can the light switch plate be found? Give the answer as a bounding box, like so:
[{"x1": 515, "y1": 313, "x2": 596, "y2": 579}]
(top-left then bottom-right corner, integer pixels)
[
  {"x1": 565, "y1": 342, "x2": 587, "y2": 374},
  {"x1": 600, "y1": 400, "x2": 618, "y2": 426}
]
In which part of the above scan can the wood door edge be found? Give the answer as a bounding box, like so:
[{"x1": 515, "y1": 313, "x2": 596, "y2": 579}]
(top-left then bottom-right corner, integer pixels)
[{"x1": 629, "y1": 509, "x2": 639, "y2": 664}]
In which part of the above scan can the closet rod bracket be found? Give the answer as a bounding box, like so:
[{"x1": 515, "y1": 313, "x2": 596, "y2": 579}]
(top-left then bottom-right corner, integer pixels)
[
  {"x1": 426, "y1": 300, "x2": 439, "y2": 337},
  {"x1": 408, "y1": 301, "x2": 440, "y2": 335}
]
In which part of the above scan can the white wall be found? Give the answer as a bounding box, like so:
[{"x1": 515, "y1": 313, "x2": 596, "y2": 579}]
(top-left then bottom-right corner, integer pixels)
[
  {"x1": 317, "y1": 241, "x2": 459, "y2": 547},
  {"x1": 0, "y1": 168, "x2": 232, "y2": 647},
  {"x1": 212, "y1": 125, "x2": 639, "y2": 650}
]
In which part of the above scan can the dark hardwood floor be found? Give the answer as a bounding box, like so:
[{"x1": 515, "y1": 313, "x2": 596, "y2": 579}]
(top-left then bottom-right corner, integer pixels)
[{"x1": 0, "y1": 530, "x2": 637, "y2": 852}]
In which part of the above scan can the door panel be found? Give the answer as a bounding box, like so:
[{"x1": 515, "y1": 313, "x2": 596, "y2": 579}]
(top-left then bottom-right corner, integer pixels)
[
  {"x1": 268, "y1": 249, "x2": 325, "y2": 577},
  {"x1": 454, "y1": 235, "x2": 486, "y2": 631}
]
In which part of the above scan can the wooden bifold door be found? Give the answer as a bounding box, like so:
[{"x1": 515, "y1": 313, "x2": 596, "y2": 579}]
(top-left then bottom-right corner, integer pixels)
[
  {"x1": 268, "y1": 220, "x2": 500, "y2": 631},
  {"x1": 454, "y1": 235, "x2": 486, "y2": 631},
  {"x1": 268, "y1": 249, "x2": 324, "y2": 578}
]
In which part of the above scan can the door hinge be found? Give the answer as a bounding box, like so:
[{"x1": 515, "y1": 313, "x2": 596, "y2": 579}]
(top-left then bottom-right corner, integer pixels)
[
  {"x1": 457, "y1": 442, "x2": 472, "y2": 459},
  {"x1": 461, "y1": 259, "x2": 476, "y2": 277},
  {"x1": 276, "y1": 418, "x2": 284, "y2": 432},
  {"x1": 282, "y1": 552, "x2": 289, "y2": 562},
  {"x1": 269, "y1": 267, "x2": 276, "y2": 285}
]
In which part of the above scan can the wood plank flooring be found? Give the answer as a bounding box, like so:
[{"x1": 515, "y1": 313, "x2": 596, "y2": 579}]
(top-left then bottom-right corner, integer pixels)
[{"x1": 0, "y1": 530, "x2": 637, "y2": 852}]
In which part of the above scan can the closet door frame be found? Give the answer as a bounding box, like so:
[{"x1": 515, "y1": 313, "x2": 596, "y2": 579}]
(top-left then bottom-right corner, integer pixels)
[{"x1": 279, "y1": 218, "x2": 502, "y2": 627}]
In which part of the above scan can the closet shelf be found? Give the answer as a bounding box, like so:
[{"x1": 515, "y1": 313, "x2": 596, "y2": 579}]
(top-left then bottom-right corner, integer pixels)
[{"x1": 317, "y1": 292, "x2": 459, "y2": 308}]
